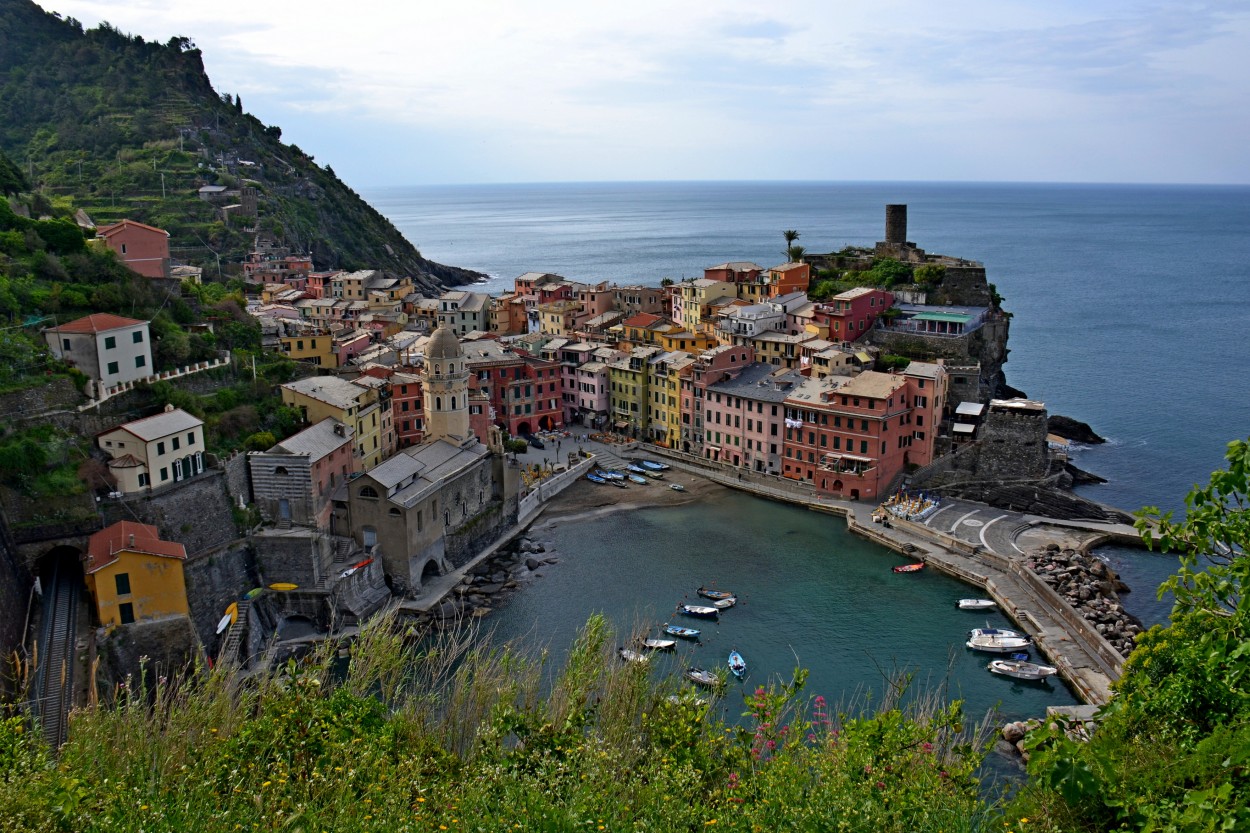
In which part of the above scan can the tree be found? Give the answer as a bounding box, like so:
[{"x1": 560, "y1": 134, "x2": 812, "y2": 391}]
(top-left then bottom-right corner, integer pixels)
[
  {"x1": 783, "y1": 229, "x2": 799, "y2": 261},
  {"x1": 787, "y1": 245, "x2": 806, "y2": 263},
  {"x1": 659, "y1": 277, "x2": 674, "y2": 287}
]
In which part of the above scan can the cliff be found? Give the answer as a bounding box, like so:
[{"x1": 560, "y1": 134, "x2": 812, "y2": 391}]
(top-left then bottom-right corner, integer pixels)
[{"x1": 0, "y1": 0, "x2": 482, "y2": 290}]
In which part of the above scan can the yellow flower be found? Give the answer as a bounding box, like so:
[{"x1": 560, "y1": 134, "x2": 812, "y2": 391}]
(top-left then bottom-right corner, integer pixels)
[{"x1": 705, "y1": 822, "x2": 718, "y2": 826}]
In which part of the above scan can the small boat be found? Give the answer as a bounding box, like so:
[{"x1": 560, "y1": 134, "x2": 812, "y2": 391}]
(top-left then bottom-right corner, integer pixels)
[
  {"x1": 268, "y1": 582, "x2": 299, "y2": 592},
  {"x1": 712, "y1": 596, "x2": 737, "y2": 609},
  {"x1": 664, "y1": 624, "x2": 701, "y2": 640},
  {"x1": 216, "y1": 602, "x2": 239, "y2": 635},
  {"x1": 627, "y1": 464, "x2": 651, "y2": 475},
  {"x1": 640, "y1": 468, "x2": 665, "y2": 479},
  {"x1": 669, "y1": 483, "x2": 686, "y2": 492},
  {"x1": 684, "y1": 667, "x2": 718, "y2": 687},
  {"x1": 957, "y1": 598, "x2": 996, "y2": 610},
  {"x1": 969, "y1": 627, "x2": 1026, "y2": 639},
  {"x1": 340, "y1": 557, "x2": 375, "y2": 578},
  {"x1": 597, "y1": 469, "x2": 625, "y2": 480},
  {"x1": 966, "y1": 633, "x2": 1033, "y2": 654},
  {"x1": 642, "y1": 638, "x2": 677, "y2": 651},
  {"x1": 215, "y1": 613, "x2": 232, "y2": 635},
  {"x1": 987, "y1": 659, "x2": 1058, "y2": 681},
  {"x1": 697, "y1": 587, "x2": 734, "y2": 601},
  {"x1": 244, "y1": 587, "x2": 265, "y2": 600},
  {"x1": 892, "y1": 563, "x2": 925, "y2": 573},
  {"x1": 640, "y1": 460, "x2": 671, "y2": 471},
  {"x1": 619, "y1": 648, "x2": 649, "y2": 664},
  {"x1": 679, "y1": 604, "x2": 719, "y2": 620},
  {"x1": 586, "y1": 473, "x2": 607, "y2": 484},
  {"x1": 728, "y1": 650, "x2": 746, "y2": 680},
  {"x1": 607, "y1": 477, "x2": 629, "y2": 488},
  {"x1": 627, "y1": 474, "x2": 649, "y2": 485}
]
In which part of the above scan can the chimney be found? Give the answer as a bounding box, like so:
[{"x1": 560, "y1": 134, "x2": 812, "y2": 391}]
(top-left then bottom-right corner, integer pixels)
[{"x1": 128, "y1": 533, "x2": 135, "y2": 547}]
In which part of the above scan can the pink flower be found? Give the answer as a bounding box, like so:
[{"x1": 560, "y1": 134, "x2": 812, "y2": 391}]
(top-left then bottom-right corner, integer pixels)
[
  {"x1": 875, "y1": 781, "x2": 886, "y2": 790},
  {"x1": 765, "y1": 740, "x2": 776, "y2": 751},
  {"x1": 922, "y1": 742, "x2": 934, "y2": 753}
]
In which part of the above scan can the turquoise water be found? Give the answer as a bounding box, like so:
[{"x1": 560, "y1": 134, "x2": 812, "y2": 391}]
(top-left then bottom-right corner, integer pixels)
[{"x1": 485, "y1": 489, "x2": 1079, "y2": 725}]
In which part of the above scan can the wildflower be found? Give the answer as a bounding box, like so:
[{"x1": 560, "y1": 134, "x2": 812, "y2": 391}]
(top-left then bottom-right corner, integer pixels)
[
  {"x1": 765, "y1": 740, "x2": 776, "y2": 751},
  {"x1": 705, "y1": 821, "x2": 718, "y2": 826},
  {"x1": 922, "y1": 742, "x2": 933, "y2": 753},
  {"x1": 876, "y1": 781, "x2": 886, "y2": 790}
]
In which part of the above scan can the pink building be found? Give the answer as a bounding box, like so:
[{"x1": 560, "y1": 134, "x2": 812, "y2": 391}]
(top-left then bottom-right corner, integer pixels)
[
  {"x1": 96, "y1": 220, "x2": 170, "y2": 279},
  {"x1": 679, "y1": 344, "x2": 753, "y2": 456},
  {"x1": 248, "y1": 418, "x2": 356, "y2": 529},
  {"x1": 814, "y1": 287, "x2": 894, "y2": 343},
  {"x1": 702, "y1": 362, "x2": 805, "y2": 473}
]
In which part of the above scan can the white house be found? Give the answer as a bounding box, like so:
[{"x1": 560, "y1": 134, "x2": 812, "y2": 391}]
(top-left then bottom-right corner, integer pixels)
[
  {"x1": 97, "y1": 406, "x2": 205, "y2": 494},
  {"x1": 44, "y1": 313, "x2": 153, "y2": 388}
]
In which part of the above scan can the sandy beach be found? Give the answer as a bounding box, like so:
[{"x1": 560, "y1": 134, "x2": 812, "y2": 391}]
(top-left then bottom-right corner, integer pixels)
[{"x1": 529, "y1": 466, "x2": 729, "y2": 530}]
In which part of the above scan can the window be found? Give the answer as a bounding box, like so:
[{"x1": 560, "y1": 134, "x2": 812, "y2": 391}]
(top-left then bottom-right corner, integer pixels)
[
  {"x1": 115, "y1": 573, "x2": 131, "y2": 596},
  {"x1": 359, "y1": 485, "x2": 379, "y2": 499},
  {"x1": 135, "y1": 355, "x2": 146, "y2": 369},
  {"x1": 107, "y1": 361, "x2": 119, "y2": 375},
  {"x1": 157, "y1": 441, "x2": 166, "y2": 455},
  {"x1": 187, "y1": 432, "x2": 195, "y2": 446},
  {"x1": 118, "y1": 603, "x2": 135, "y2": 625},
  {"x1": 104, "y1": 336, "x2": 117, "y2": 349},
  {"x1": 138, "y1": 473, "x2": 149, "y2": 487},
  {"x1": 133, "y1": 331, "x2": 144, "y2": 344},
  {"x1": 172, "y1": 437, "x2": 180, "y2": 451},
  {"x1": 62, "y1": 338, "x2": 70, "y2": 350},
  {"x1": 160, "y1": 467, "x2": 169, "y2": 482},
  {"x1": 860, "y1": 440, "x2": 869, "y2": 454}
]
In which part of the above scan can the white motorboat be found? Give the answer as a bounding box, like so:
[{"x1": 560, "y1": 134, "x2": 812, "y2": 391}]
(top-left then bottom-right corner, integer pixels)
[
  {"x1": 969, "y1": 626, "x2": 1025, "y2": 639},
  {"x1": 642, "y1": 638, "x2": 677, "y2": 651},
  {"x1": 967, "y1": 633, "x2": 1033, "y2": 654},
  {"x1": 684, "y1": 667, "x2": 718, "y2": 687},
  {"x1": 957, "y1": 598, "x2": 996, "y2": 610},
  {"x1": 679, "y1": 604, "x2": 719, "y2": 619},
  {"x1": 712, "y1": 596, "x2": 737, "y2": 609},
  {"x1": 987, "y1": 659, "x2": 1058, "y2": 681}
]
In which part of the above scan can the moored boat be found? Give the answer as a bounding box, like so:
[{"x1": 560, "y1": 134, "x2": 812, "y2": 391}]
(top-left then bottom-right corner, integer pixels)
[
  {"x1": 684, "y1": 667, "x2": 718, "y2": 687},
  {"x1": 269, "y1": 582, "x2": 299, "y2": 591},
  {"x1": 664, "y1": 624, "x2": 701, "y2": 640},
  {"x1": 619, "y1": 648, "x2": 649, "y2": 664},
  {"x1": 957, "y1": 598, "x2": 996, "y2": 610},
  {"x1": 969, "y1": 626, "x2": 1025, "y2": 639},
  {"x1": 697, "y1": 587, "x2": 735, "y2": 601},
  {"x1": 987, "y1": 658, "x2": 1058, "y2": 681},
  {"x1": 712, "y1": 596, "x2": 737, "y2": 609},
  {"x1": 587, "y1": 473, "x2": 607, "y2": 484},
  {"x1": 640, "y1": 460, "x2": 671, "y2": 470},
  {"x1": 892, "y1": 562, "x2": 925, "y2": 573},
  {"x1": 679, "y1": 604, "x2": 719, "y2": 620},
  {"x1": 728, "y1": 650, "x2": 746, "y2": 680},
  {"x1": 966, "y1": 632, "x2": 1033, "y2": 653},
  {"x1": 642, "y1": 638, "x2": 677, "y2": 651}
]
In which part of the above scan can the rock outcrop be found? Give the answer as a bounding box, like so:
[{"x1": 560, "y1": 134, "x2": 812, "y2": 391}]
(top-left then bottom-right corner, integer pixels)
[{"x1": 1027, "y1": 544, "x2": 1144, "y2": 657}]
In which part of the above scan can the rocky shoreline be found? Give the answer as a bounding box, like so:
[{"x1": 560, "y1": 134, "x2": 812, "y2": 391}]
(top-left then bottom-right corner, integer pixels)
[
  {"x1": 411, "y1": 536, "x2": 559, "y2": 628},
  {"x1": 1027, "y1": 543, "x2": 1144, "y2": 656}
]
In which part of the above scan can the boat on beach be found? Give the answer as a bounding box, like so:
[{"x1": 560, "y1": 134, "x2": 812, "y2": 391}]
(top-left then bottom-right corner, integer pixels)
[
  {"x1": 679, "y1": 604, "x2": 719, "y2": 620},
  {"x1": 669, "y1": 483, "x2": 686, "y2": 491},
  {"x1": 957, "y1": 598, "x2": 996, "y2": 610},
  {"x1": 987, "y1": 658, "x2": 1057, "y2": 681},
  {"x1": 627, "y1": 473, "x2": 649, "y2": 485},
  {"x1": 684, "y1": 667, "x2": 718, "y2": 687},
  {"x1": 587, "y1": 473, "x2": 607, "y2": 484},
  {"x1": 728, "y1": 650, "x2": 746, "y2": 680},
  {"x1": 640, "y1": 460, "x2": 671, "y2": 471},
  {"x1": 664, "y1": 624, "x2": 701, "y2": 640},
  {"x1": 892, "y1": 562, "x2": 925, "y2": 573}
]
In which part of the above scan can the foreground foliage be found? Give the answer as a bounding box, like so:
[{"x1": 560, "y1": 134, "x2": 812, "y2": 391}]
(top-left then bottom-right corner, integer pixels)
[
  {"x1": 1012, "y1": 438, "x2": 1250, "y2": 832},
  {"x1": 0, "y1": 615, "x2": 995, "y2": 832}
]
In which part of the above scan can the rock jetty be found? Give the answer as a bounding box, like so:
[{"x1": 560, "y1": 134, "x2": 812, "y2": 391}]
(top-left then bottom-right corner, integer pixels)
[{"x1": 1026, "y1": 544, "x2": 1144, "y2": 656}]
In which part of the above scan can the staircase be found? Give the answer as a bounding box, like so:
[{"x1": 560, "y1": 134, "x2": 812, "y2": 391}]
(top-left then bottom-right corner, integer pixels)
[{"x1": 219, "y1": 600, "x2": 249, "y2": 665}]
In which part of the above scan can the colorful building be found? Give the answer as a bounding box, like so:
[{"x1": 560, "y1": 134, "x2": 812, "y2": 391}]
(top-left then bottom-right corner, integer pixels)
[
  {"x1": 248, "y1": 418, "x2": 356, "y2": 529},
  {"x1": 43, "y1": 313, "x2": 153, "y2": 388},
  {"x1": 95, "y1": 219, "x2": 171, "y2": 279},
  {"x1": 281, "y1": 375, "x2": 388, "y2": 470},
  {"x1": 98, "y1": 406, "x2": 206, "y2": 494},
  {"x1": 85, "y1": 521, "x2": 188, "y2": 627},
  {"x1": 814, "y1": 287, "x2": 895, "y2": 343}
]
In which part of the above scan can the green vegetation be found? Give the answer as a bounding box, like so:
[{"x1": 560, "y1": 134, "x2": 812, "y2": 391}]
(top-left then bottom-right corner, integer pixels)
[
  {"x1": 1009, "y1": 438, "x2": 1250, "y2": 831},
  {"x1": 0, "y1": 0, "x2": 477, "y2": 285},
  {"x1": 0, "y1": 615, "x2": 992, "y2": 832}
]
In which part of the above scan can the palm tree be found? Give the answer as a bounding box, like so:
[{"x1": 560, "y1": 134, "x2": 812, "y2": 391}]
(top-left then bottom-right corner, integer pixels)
[
  {"x1": 787, "y1": 245, "x2": 807, "y2": 263},
  {"x1": 783, "y1": 229, "x2": 800, "y2": 260}
]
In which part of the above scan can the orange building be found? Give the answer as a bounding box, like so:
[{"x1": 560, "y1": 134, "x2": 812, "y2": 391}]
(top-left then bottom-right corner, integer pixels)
[{"x1": 84, "y1": 521, "x2": 188, "y2": 627}]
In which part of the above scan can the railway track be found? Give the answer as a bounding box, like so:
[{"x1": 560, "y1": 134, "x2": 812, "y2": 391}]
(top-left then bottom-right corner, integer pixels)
[{"x1": 34, "y1": 561, "x2": 80, "y2": 749}]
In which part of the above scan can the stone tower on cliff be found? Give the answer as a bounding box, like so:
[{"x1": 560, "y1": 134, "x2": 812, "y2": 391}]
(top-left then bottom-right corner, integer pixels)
[{"x1": 422, "y1": 324, "x2": 472, "y2": 445}]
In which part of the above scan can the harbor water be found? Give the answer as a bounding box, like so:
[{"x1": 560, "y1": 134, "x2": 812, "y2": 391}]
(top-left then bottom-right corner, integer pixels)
[{"x1": 483, "y1": 488, "x2": 1079, "y2": 726}]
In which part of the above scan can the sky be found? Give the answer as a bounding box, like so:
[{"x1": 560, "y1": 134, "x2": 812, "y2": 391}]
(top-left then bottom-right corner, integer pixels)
[{"x1": 34, "y1": 0, "x2": 1250, "y2": 187}]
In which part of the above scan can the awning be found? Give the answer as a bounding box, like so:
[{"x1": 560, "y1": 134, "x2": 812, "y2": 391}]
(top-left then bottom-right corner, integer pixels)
[
  {"x1": 613, "y1": 421, "x2": 628, "y2": 429},
  {"x1": 955, "y1": 401, "x2": 985, "y2": 417},
  {"x1": 953, "y1": 423, "x2": 976, "y2": 434},
  {"x1": 855, "y1": 351, "x2": 872, "y2": 363}
]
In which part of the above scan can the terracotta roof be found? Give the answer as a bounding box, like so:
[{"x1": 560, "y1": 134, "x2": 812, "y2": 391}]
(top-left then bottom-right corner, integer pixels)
[
  {"x1": 96, "y1": 219, "x2": 169, "y2": 238},
  {"x1": 622, "y1": 313, "x2": 662, "y2": 328},
  {"x1": 105, "y1": 453, "x2": 144, "y2": 468},
  {"x1": 50, "y1": 313, "x2": 147, "y2": 334},
  {"x1": 86, "y1": 520, "x2": 186, "y2": 574}
]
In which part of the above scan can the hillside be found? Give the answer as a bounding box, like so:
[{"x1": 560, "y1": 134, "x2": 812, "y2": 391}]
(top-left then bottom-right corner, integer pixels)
[{"x1": 0, "y1": 0, "x2": 482, "y2": 291}]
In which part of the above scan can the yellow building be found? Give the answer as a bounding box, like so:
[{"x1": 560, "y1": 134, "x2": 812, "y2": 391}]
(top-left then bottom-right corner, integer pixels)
[
  {"x1": 657, "y1": 328, "x2": 716, "y2": 354},
  {"x1": 607, "y1": 347, "x2": 660, "y2": 436},
  {"x1": 278, "y1": 332, "x2": 338, "y2": 367},
  {"x1": 646, "y1": 352, "x2": 693, "y2": 447},
  {"x1": 281, "y1": 375, "x2": 388, "y2": 469},
  {"x1": 85, "y1": 521, "x2": 188, "y2": 627}
]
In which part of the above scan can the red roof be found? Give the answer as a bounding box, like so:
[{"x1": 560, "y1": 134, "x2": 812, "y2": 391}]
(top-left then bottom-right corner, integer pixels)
[
  {"x1": 86, "y1": 521, "x2": 186, "y2": 574},
  {"x1": 622, "y1": 313, "x2": 662, "y2": 328},
  {"x1": 51, "y1": 313, "x2": 147, "y2": 334},
  {"x1": 96, "y1": 219, "x2": 170, "y2": 238}
]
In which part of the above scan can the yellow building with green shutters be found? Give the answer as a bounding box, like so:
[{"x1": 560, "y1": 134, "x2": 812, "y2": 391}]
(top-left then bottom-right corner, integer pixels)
[{"x1": 85, "y1": 521, "x2": 188, "y2": 627}]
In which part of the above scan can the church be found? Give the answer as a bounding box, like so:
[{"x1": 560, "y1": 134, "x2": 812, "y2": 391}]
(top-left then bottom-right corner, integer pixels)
[{"x1": 333, "y1": 325, "x2": 519, "y2": 597}]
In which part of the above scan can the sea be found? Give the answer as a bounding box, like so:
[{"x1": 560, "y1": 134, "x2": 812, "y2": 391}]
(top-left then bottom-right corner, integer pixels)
[{"x1": 362, "y1": 181, "x2": 1250, "y2": 718}]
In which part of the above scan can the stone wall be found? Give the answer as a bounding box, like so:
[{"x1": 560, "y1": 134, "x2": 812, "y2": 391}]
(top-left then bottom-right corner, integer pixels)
[
  {"x1": 96, "y1": 614, "x2": 199, "y2": 689},
  {"x1": 99, "y1": 470, "x2": 238, "y2": 556},
  {"x1": 445, "y1": 496, "x2": 518, "y2": 569},
  {"x1": 184, "y1": 541, "x2": 258, "y2": 651},
  {"x1": 0, "y1": 523, "x2": 33, "y2": 690},
  {"x1": 220, "y1": 451, "x2": 251, "y2": 504},
  {"x1": 869, "y1": 314, "x2": 1010, "y2": 401},
  {"x1": 251, "y1": 529, "x2": 333, "y2": 588},
  {"x1": 928, "y1": 266, "x2": 992, "y2": 307},
  {"x1": 0, "y1": 377, "x2": 84, "y2": 426}
]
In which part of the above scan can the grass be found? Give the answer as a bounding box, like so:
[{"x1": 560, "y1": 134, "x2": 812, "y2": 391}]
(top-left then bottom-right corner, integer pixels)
[{"x1": 0, "y1": 614, "x2": 1002, "y2": 832}]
